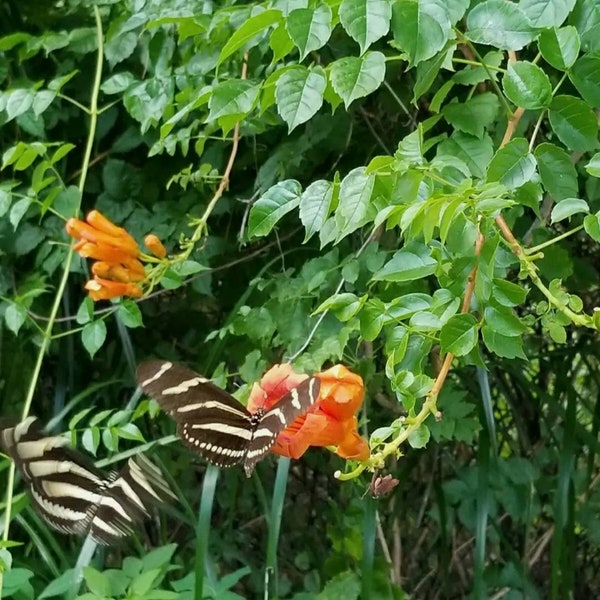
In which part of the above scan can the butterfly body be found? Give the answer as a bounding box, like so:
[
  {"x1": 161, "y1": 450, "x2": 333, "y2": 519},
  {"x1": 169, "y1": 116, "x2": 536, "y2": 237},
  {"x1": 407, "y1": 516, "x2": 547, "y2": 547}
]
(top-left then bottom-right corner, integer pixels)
[{"x1": 136, "y1": 360, "x2": 320, "y2": 476}]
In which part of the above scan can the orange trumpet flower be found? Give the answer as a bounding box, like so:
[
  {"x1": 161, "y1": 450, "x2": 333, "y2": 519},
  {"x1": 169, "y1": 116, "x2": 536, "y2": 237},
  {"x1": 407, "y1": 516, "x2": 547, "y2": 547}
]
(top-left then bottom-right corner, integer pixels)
[
  {"x1": 66, "y1": 210, "x2": 165, "y2": 301},
  {"x1": 247, "y1": 364, "x2": 370, "y2": 463}
]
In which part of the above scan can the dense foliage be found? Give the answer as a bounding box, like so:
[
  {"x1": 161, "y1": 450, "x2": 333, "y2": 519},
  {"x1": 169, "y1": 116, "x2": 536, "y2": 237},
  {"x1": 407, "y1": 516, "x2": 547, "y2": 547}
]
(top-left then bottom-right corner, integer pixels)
[{"x1": 1, "y1": 0, "x2": 600, "y2": 598}]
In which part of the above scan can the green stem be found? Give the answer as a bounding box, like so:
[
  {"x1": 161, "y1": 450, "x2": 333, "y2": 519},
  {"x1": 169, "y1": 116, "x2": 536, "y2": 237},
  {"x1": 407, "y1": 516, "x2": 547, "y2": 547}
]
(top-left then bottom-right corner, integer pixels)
[
  {"x1": 526, "y1": 225, "x2": 584, "y2": 254},
  {"x1": 0, "y1": 6, "x2": 104, "y2": 594}
]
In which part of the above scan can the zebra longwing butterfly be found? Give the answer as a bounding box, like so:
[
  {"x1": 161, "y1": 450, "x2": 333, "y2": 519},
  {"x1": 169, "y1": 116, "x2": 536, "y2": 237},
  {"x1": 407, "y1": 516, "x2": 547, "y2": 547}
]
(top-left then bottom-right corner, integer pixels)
[
  {"x1": 136, "y1": 361, "x2": 321, "y2": 477},
  {"x1": 0, "y1": 416, "x2": 174, "y2": 544}
]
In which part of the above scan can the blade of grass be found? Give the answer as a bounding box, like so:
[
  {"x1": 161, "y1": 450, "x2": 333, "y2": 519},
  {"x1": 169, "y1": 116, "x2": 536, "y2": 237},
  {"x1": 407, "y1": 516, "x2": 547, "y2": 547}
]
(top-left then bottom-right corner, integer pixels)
[
  {"x1": 474, "y1": 366, "x2": 496, "y2": 599},
  {"x1": 551, "y1": 388, "x2": 576, "y2": 599},
  {"x1": 69, "y1": 534, "x2": 98, "y2": 600},
  {"x1": 13, "y1": 514, "x2": 60, "y2": 579},
  {"x1": 265, "y1": 457, "x2": 290, "y2": 600},
  {"x1": 196, "y1": 464, "x2": 220, "y2": 600},
  {"x1": 361, "y1": 495, "x2": 377, "y2": 600}
]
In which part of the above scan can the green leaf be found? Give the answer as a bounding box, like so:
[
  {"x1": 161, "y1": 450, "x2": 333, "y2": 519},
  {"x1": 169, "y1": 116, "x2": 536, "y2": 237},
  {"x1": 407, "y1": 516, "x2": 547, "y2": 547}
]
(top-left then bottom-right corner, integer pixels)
[
  {"x1": 1, "y1": 568, "x2": 33, "y2": 597},
  {"x1": 39, "y1": 570, "x2": 75, "y2": 599},
  {"x1": 299, "y1": 179, "x2": 334, "y2": 241},
  {"x1": 117, "y1": 300, "x2": 143, "y2": 328},
  {"x1": 317, "y1": 571, "x2": 360, "y2": 600},
  {"x1": 538, "y1": 26, "x2": 580, "y2": 70},
  {"x1": 76, "y1": 297, "x2": 94, "y2": 325},
  {"x1": 584, "y1": 213, "x2": 600, "y2": 242},
  {"x1": 437, "y1": 132, "x2": 494, "y2": 179},
  {"x1": 172, "y1": 260, "x2": 207, "y2": 276},
  {"x1": 269, "y1": 22, "x2": 295, "y2": 62},
  {"x1": 275, "y1": 65, "x2": 326, "y2": 131},
  {"x1": 569, "y1": 53, "x2": 600, "y2": 107},
  {"x1": 10, "y1": 197, "x2": 32, "y2": 229},
  {"x1": 466, "y1": 0, "x2": 537, "y2": 50},
  {"x1": 391, "y1": 0, "x2": 451, "y2": 66},
  {"x1": 440, "y1": 314, "x2": 478, "y2": 356},
  {"x1": 359, "y1": 299, "x2": 386, "y2": 341},
  {"x1": 487, "y1": 138, "x2": 536, "y2": 189},
  {"x1": 502, "y1": 61, "x2": 552, "y2": 109},
  {"x1": 81, "y1": 320, "x2": 107, "y2": 358},
  {"x1": 314, "y1": 292, "x2": 366, "y2": 321},
  {"x1": 207, "y1": 80, "x2": 260, "y2": 125},
  {"x1": 519, "y1": 0, "x2": 576, "y2": 28},
  {"x1": 248, "y1": 179, "x2": 302, "y2": 237},
  {"x1": 5, "y1": 89, "x2": 34, "y2": 121},
  {"x1": 481, "y1": 325, "x2": 527, "y2": 359},
  {"x1": 550, "y1": 197, "x2": 590, "y2": 222},
  {"x1": 373, "y1": 245, "x2": 437, "y2": 282},
  {"x1": 286, "y1": 4, "x2": 332, "y2": 60},
  {"x1": 53, "y1": 186, "x2": 81, "y2": 218},
  {"x1": 586, "y1": 152, "x2": 600, "y2": 177},
  {"x1": 336, "y1": 167, "x2": 375, "y2": 239},
  {"x1": 0, "y1": 188, "x2": 11, "y2": 217},
  {"x1": 339, "y1": 0, "x2": 391, "y2": 55},
  {"x1": 160, "y1": 268, "x2": 183, "y2": 290},
  {"x1": 548, "y1": 95, "x2": 599, "y2": 152},
  {"x1": 4, "y1": 303, "x2": 27, "y2": 335},
  {"x1": 218, "y1": 9, "x2": 282, "y2": 65},
  {"x1": 141, "y1": 544, "x2": 178, "y2": 571},
  {"x1": 130, "y1": 568, "x2": 161, "y2": 595},
  {"x1": 441, "y1": 92, "x2": 500, "y2": 138},
  {"x1": 570, "y1": 0, "x2": 600, "y2": 52},
  {"x1": 329, "y1": 51, "x2": 386, "y2": 108},
  {"x1": 83, "y1": 567, "x2": 111, "y2": 597},
  {"x1": 492, "y1": 279, "x2": 528, "y2": 307},
  {"x1": 408, "y1": 424, "x2": 430, "y2": 449},
  {"x1": 534, "y1": 143, "x2": 578, "y2": 200},
  {"x1": 484, "y1": 306, "x2": 528, "y2": 336}
]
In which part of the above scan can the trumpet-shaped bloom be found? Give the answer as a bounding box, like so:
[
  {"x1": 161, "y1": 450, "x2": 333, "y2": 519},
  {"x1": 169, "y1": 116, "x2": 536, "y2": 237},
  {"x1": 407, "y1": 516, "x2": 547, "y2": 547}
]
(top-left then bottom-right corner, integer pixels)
[
  {"x1": 247, "y1": 364, "x2": 370, "y2": 462},
  {"x1": 85, "y1": 277, "x2": 143, "y2": 301},
  {"x1": 66, "y1": 210, "x2": 162, "y2": 301}
]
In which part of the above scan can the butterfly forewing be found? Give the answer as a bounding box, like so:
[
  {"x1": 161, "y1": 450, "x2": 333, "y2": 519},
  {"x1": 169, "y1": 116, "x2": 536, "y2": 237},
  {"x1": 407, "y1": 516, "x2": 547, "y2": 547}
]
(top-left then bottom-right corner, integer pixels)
[
  {"x1": 0, "y1": 417, "x2": 102, "y2": 535},
  {"x1": 243, "y1": 377, "x2": 321, "y2": 476},
  {"x1": 0, "y1": 416, "x2": 172, "y2": 544},
  {"x1": 136, "y1": 360, "x2": 253, "y2": 468}
]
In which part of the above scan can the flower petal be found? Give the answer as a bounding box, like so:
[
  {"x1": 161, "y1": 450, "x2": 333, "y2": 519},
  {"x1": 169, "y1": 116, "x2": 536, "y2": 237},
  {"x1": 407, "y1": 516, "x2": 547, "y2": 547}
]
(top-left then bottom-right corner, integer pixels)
[
  {"x1": 84, "y1": 277, "x2": 142, "y2": 301},
  {"x1": 144, "y1": 234, "x2": 167, "y2": 258},
  {"x1": 86, "y1": 210, "x2": 138, "y2": 249},
  {"x1": 66, "y1": 218, "x2": 139, "y2": 257},
  {"x1": 247, "y1": 364, "x2": 308, "y2": 412},
  {"x1": 317, "y1": 364, "x2": 365, "y2": 421}
]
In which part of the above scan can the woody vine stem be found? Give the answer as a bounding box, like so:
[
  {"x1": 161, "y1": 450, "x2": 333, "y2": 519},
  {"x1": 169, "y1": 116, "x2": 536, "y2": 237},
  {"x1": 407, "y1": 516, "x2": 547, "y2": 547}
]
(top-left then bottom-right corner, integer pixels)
[{"x1": 338, "y1": 47, "x2": 599, "y2": 482}]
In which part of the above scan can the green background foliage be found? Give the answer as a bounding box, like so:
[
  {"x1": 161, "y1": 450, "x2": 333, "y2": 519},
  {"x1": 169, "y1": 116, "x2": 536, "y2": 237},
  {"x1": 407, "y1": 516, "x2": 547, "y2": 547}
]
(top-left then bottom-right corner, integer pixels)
[{"x1": 1, "y1": 0, "x2": 600, "y2": 597}]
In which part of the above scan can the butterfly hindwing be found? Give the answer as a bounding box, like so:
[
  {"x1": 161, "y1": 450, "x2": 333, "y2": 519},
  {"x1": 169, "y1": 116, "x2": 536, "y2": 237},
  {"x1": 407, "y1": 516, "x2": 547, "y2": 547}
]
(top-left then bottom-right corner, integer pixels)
[
  {"x1": 0, "y1": 416, "x2": 172, "y2": 544},
  {"x1": 243, "y1": 377, "x2": 321, "y2": 476}
]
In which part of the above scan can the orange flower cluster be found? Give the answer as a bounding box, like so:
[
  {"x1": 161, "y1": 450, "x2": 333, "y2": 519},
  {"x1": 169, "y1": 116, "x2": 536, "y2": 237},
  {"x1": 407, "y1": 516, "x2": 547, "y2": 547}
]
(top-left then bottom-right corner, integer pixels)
[
  {"x1": 66, "y1": 211, "x2": 165, "y2": 301},
  {"x1": 247, "y1": 364, "x2": 370, "y2": 462}
]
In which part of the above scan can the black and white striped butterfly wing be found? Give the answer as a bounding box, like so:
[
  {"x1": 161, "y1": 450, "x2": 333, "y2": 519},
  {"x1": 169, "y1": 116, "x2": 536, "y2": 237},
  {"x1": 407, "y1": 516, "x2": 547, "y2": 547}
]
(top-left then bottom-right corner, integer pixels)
[
  {"x1": 0, "y1": 417, "x2": 173, "y2": 544},
  {"x1": 136, "y1": 360, "x2": 253, "y2": 468},
  {"x1": 243, "y1": 377, "x2": 321, "y2": 476},
  {"x1": 88, "y1": 455, "x2": 176, "y2": 544},
  {"x1": 0, "y1": 417, "x2": 103, "y2": 536}
]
